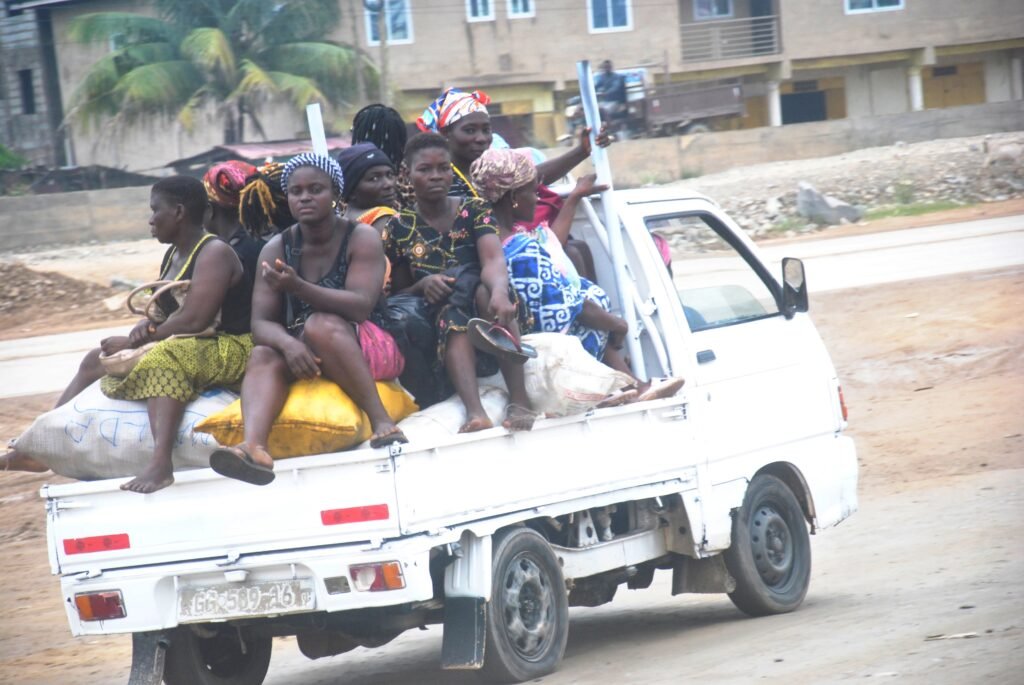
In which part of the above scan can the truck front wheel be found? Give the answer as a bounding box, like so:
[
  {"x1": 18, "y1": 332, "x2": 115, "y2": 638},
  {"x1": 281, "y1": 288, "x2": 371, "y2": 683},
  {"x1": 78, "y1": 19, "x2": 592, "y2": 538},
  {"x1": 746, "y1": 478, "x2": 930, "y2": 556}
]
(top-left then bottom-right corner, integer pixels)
[
  {"x1": 482, "y1": 527, "x2": 569, "y2": 683},
  {"x1": 723, "y1": 474, "x2": 811, "y2": 616},
  {"x1": 163, "y1": 624, "x2": 272, "y2": 685}
]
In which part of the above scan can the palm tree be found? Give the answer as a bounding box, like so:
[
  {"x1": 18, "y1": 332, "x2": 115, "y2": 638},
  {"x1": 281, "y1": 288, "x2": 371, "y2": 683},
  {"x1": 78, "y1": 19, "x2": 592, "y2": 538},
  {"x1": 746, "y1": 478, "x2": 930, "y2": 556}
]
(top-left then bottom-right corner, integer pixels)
[{"x1": 65, "y1": 0, "x2": 375, "y2": 144}]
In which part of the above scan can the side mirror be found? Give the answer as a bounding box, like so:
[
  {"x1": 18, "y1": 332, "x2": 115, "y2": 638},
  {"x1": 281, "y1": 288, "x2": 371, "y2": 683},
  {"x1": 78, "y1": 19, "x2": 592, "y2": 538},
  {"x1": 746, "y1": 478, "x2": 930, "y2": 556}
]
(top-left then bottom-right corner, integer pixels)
[{"x1": 781, "y1": 257, "x2": 808, "y2": 318}]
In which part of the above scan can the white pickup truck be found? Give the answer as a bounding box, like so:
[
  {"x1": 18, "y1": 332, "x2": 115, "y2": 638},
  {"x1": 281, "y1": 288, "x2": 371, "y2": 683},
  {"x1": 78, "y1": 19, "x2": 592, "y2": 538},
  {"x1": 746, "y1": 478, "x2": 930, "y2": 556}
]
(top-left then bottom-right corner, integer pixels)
[{"x1": 43, "y1": 187, "x2": 858, "y2": 685}]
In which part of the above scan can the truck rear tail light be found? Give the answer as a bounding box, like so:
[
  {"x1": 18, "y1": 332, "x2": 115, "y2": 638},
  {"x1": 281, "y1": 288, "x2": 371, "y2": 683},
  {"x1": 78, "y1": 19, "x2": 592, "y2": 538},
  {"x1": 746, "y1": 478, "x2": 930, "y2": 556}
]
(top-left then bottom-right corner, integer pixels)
[
  {"x1": 321, "y1": 504, "x2": 389, "y2": 526},
  {"x1": 74, "y1": 591, "x2": 126, "y2": 621},
  {"x1": 838, "y1": 385, "x2": 849, "y2": 422},
  {"x1": 349, "y1": 562, "x2": 405, "y2": 592},
  {"x1": 63, "y1": 533, "x2": 130, "y2": 555}
]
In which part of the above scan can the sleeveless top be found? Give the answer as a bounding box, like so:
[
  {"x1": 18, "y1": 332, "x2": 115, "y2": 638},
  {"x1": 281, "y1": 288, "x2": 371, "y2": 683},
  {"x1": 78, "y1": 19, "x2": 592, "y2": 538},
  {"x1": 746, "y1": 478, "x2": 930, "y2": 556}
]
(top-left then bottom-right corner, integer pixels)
[
  {"x1": 281, "y1": 223, "x2": 354, "y2": 333},
  {"x1": 157, "y1": 233, "x2": 252, "y2": 335}
]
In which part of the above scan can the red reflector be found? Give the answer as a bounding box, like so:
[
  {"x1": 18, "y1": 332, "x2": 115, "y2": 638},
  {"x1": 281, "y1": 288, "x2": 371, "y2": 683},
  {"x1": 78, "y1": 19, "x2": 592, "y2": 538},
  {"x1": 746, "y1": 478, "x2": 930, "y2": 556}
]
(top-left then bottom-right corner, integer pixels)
[
  {"x1": 321, "y1": 504, "x2": 389, "y2": 526},
  {"x1": 74, "y1": 591, "x2": 126, "y2": 621},
  {"x1": 838, "y1": 386, "x2": 849, "y2": 422},
  {"x1": 63, "y1": 534, "x2": 130, "y2": 555}
]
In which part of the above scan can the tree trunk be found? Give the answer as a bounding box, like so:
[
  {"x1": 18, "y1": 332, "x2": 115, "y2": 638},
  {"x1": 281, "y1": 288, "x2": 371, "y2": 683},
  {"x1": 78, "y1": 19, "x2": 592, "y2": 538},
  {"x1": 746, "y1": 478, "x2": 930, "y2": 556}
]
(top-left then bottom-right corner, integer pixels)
[
  {"x1": 377, "y1": 0, "x2": 389, "y2": 105},
  {"x1": 237, "y1": 101, "x2": 245, "y2": 142},
  {"x1": 349, "y1": 0, "x2": 367, "y2": 107}
]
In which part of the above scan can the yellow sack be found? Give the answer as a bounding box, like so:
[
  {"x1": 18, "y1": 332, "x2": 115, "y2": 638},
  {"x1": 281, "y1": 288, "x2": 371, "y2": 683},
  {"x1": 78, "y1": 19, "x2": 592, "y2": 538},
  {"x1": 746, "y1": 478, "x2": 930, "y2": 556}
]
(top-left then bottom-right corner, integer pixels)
[{"x1": 196, "y1": 379, "x2": 417, "y2": 459}]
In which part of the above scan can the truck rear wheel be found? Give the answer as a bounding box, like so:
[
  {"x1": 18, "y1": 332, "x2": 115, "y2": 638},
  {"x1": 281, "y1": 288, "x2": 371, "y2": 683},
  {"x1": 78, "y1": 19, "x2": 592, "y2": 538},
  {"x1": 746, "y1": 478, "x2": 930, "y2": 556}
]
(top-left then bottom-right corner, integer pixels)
[
  {"x1": 163, "y1": 624, "x2": 272, "y2": 685},
  {"x1": 481, "y1": 527, "x2": 569, "y2": 683},
  {"x1": 723, "y1": 474, "x2": 811, "y2": 616}
]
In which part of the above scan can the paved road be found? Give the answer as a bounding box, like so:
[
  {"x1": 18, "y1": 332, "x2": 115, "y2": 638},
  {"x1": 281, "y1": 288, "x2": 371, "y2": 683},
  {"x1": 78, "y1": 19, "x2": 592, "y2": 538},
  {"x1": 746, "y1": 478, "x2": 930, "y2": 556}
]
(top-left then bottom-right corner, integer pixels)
[{"x1": 1, "y1": 215, "x2": 1021, "y2": 400}]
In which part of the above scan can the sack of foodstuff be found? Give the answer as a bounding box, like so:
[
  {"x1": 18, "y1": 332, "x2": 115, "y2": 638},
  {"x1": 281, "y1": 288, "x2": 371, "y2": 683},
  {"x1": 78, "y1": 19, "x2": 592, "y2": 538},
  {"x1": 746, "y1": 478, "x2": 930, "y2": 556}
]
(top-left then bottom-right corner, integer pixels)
[
  {"x1": 196, "y1": 378, "x2": 418, "y2": 458},
  {"x1": 521, "y1": 333, "x2": 633, "y2": 417},
  {"x1": 11, "y1": 381, "x2": 237, "y2": 480}
]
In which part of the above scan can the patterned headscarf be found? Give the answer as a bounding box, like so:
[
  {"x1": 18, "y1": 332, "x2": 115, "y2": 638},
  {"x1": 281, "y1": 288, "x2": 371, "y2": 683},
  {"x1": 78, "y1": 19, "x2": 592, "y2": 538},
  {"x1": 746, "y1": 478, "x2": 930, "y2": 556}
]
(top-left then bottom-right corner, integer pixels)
[
  {"x1": 281, "y1": 152, "x2": 345, "y2": 197},
  {"x1": 203, "y1": 160, "x2": 257, "y2": 208},
  {"x1": 470, "y1": 148, "x2": 537, "y2": 204},
  {"x1": 416, "y1": 87, "x2": 491, "y2": 133}
]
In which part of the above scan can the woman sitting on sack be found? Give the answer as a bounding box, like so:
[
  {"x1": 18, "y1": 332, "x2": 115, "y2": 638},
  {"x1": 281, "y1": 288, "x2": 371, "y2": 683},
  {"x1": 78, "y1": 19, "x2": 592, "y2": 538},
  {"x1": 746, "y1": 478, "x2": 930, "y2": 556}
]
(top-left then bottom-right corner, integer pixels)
[
  {"x1": 209, "y1": 153, "x2": 406, "y2": 487},
  {"x1": 384, "y1": 133, "x2": 536, "y2": 432},
  {"x1": 471, "y1": 148, "x2": 684, "y2": 403},
  {"x1": 0, "y1": 176, "x2": 253, "y2": 492}
]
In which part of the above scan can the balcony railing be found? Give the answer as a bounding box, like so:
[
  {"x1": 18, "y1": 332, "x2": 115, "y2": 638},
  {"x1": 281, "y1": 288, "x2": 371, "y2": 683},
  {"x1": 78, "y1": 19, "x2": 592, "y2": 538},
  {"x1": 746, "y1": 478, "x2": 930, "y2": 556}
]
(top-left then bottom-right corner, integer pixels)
[{"x1": 680, "y1": 15, "x2": 780, "y2": 63}]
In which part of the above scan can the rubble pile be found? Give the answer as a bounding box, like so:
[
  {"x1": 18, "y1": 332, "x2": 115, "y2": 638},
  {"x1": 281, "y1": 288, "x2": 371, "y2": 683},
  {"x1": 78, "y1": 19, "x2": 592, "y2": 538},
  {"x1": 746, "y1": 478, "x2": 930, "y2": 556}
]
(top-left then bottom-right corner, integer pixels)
[{"x1": 669, "y1": 132, "x2": 1024, "y2": 241}]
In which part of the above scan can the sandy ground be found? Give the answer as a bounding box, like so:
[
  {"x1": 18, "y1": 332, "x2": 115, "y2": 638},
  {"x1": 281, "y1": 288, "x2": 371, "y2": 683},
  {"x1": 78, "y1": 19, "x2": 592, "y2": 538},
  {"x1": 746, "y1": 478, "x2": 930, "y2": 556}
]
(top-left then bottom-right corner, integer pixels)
[{"x1": 0, "y1": 219, "x2": 1021, "y2": 683}]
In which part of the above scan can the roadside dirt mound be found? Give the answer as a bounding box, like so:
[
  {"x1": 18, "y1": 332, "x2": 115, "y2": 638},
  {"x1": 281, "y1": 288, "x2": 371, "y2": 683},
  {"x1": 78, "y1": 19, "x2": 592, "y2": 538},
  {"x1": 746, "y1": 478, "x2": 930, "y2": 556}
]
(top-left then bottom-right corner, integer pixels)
[{"x1": 0, "y1": 262, "x2": 132, "y2": 339}]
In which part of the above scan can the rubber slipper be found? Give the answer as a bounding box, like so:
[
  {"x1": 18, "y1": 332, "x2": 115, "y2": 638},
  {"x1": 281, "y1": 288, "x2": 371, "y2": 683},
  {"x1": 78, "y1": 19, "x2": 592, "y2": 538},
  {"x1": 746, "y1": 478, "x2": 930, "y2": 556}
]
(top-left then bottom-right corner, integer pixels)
[
  {"x1": 636, "y1": 377, "x2": 686, "y2": 402},
  {"x1": 369, "y1": 426, "x2": 408, "y2": 449},
  {"x1": 210, "y1": 445, "x2": 275, "y2": 486},
  {"x1": 467, "y1": 318, "x2": 537, "y2": 365},
  {"x1": 595, "y1": 387, "x2": 639, "y2": 408},
  {"x1": 503, "y1": 403, "x2": 538, "y2": 432}
]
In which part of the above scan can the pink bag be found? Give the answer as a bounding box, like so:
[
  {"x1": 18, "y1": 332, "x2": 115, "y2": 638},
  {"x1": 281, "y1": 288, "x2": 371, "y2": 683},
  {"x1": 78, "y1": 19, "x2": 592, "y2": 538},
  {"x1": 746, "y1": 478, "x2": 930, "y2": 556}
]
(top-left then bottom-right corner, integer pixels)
[{"x1": 359, "y1": 320, "x2": 405, "y2": 381}]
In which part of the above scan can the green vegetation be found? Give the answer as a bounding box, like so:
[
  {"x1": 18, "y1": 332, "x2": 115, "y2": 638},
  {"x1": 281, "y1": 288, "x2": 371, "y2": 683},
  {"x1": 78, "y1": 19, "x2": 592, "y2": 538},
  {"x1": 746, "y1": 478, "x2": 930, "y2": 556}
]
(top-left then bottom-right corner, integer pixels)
[
  {"x1": 866, "y1": 201, "x2": 965, "y2": 220},
  {"x1": 0, "y1": 143, "x2": 27, "y2": 170},
  {"x1": 65, "y1": 0, "x2": 371, "y2": 143}
]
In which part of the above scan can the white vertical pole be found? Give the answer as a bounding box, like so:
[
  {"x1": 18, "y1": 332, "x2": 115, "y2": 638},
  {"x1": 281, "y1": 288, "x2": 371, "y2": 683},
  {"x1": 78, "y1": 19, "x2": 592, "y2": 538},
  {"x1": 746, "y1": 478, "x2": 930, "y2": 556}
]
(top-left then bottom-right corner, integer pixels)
[
  {"x1": 306, "y1": 103, "x2": 329, "y2": 157},
  {"x1": 576, "y1": 60, "x2": 644, "y2": 378},
  {"x1": 767, "y1": 80, "x2": 782, "y2": 126},
  {"x1": 908, "y1": 66, "x2": 924, "y2": 111}
]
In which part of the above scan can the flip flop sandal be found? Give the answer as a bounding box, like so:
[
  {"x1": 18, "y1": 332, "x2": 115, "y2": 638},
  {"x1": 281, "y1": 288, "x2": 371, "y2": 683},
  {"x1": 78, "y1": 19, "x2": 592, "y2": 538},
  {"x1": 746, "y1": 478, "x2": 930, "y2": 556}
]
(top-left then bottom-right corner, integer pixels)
[
  {"x1": 636, "y1": 377, "x2": 686, "y2": 402},
  {"x1": 503, "y1": 403, "x2": 538, "y2": 432},
  {"x1": 467, "y1": 318, "x2": 537, "y2": 365},
  {"x1": 369, "y1": 427, "x2": 409, "y2": 449},
  {"x1": 210, "y1": 445, "x2": 276, "y2": 486},
  {"x1": 596, "y1": 387, "x2": 639, "y2": 408}
]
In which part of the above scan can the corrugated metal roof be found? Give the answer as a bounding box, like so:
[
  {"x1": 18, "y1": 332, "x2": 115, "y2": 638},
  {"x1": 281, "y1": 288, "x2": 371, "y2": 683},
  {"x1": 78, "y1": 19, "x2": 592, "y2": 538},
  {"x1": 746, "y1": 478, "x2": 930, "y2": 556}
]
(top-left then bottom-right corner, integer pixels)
[{"x1": 166, "y1": 136, "x2": 351, "y2": 170}]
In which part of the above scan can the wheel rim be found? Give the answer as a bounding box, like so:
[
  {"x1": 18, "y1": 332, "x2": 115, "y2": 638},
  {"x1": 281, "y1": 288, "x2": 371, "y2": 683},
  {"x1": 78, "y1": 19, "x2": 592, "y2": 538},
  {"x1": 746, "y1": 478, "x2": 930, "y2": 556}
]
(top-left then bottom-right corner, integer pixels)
[
  {"x1": 750, "y1": 504, "x2": 795, "y2": 590},
  {"x1": 499, "y1": 552, "x2": 556, "y2": 662}
]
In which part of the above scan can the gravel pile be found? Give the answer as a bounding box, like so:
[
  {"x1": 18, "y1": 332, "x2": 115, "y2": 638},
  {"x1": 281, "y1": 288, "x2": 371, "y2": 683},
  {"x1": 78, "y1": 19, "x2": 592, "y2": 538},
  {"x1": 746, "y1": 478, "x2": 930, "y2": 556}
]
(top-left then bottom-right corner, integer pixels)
[{"x1": 666, "y1": 131, "x2": 1024, "y2": 240}]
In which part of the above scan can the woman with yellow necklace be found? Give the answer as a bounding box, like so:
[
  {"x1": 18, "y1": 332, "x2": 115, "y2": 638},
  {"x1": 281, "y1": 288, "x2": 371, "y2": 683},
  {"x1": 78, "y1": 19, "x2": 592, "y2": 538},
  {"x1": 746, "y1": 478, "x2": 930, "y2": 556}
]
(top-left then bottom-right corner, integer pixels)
[{"x1": 416, "y1": 88, "x2": 612, "y2": 201}]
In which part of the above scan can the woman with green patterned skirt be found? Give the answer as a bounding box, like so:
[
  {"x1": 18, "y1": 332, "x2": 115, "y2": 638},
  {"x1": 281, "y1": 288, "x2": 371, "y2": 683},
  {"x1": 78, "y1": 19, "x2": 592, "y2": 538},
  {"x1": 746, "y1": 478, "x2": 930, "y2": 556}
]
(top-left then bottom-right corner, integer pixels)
[{"x1": 97, "y1": 176, "x2": 253, "y2": 493}]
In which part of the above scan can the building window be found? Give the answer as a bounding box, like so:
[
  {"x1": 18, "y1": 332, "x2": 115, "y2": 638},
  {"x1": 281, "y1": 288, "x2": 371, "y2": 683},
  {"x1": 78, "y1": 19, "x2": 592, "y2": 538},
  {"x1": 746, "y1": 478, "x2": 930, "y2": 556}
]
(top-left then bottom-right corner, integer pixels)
[
  {"x1": 845, "y1": 0, "x2": 904, "y2": 14},
  {"x1": 588, "y1": 0, "x2": 632, "y2": 32},
  {"x1": 18, "y1": 69, "x2": 36, "y2": 115},
  {"x1": 365, "y1": 0, "x2": 413, "y2": 45},
  {"x1": 694, "y1": 0, "x2": 733, "y2": 20},
  {"x1": 508, "y1": 0, "x2": 534, "y2": 18},
  {"x1": 467, "y1": 0, "x2": 494, "y2": 21}
]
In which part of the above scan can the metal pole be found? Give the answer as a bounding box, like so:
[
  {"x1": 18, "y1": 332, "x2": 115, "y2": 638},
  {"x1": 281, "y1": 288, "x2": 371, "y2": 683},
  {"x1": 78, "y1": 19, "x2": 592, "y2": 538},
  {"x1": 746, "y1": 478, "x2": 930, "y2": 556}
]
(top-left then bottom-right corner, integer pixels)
[
  {"x1": 306, "y1": 104, "x2": 328, "y2": 157},
  {"x1": 575, "y1": 60, "x2": 644, "y2": 378}
]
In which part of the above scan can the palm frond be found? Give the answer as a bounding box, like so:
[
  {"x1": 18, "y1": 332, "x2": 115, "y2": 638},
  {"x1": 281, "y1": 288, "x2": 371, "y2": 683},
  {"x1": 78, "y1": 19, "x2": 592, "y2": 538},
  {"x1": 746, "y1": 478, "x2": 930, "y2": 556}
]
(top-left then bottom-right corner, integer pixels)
[
  {"x1": 113, "y1": 61, "x2": 202, "y2": 123},
  {"x1": 66, "y1": 12, "x2": 175, "y2": 45},
  {"x1": 65, "y1": 53, "x2": 123, "y2": 130},
  {"x1": 260, "y1": 42, "x2": 358, "y2": 102},
  {"x1": 181, "y1": 27, "x2": 237, "y2": 84},
  {"x1": 230, "y1": 58, "x2": 278, "y2": 100},
  {"x1": 267, "y1": 71, "x2": 328, "y2": 109},
  {"x1": 177, "y1": 85, "x2": 212, "y2": 132}
]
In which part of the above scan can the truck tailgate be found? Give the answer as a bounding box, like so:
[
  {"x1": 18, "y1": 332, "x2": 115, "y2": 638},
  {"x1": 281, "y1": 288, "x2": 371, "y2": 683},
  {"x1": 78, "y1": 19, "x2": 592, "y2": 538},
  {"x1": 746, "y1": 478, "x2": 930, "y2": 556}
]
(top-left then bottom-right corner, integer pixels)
[{"x1": 45, "y1": 450, "x2": 400, "y2": 575}]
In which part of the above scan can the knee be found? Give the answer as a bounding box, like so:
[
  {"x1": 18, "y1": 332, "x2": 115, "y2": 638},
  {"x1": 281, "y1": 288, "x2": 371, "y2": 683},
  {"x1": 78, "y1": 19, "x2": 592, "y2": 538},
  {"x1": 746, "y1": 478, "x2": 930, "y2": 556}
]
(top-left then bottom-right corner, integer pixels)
[
  {"x1": 303, "y1": 312, "x2": 355, "y2": 351},
  {"x1": 247, "y1": 345, "x2": 285, "y2": 373}
]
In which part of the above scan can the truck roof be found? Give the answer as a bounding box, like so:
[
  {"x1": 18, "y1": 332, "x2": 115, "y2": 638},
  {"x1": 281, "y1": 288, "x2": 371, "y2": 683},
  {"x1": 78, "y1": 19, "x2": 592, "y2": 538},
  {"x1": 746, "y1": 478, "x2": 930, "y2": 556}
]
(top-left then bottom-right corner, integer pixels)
[{"x1": 612, "y1": 186, "x2": 720, "y2": 207}]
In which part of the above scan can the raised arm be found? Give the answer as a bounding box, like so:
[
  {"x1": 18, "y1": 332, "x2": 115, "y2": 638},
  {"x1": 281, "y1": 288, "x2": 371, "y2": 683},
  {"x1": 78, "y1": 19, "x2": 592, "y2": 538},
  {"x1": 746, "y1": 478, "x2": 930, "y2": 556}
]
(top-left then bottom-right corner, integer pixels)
[
  {"x1": 536, "y1": 125, "x2": 612, "y2": 186},
  {"x1": 548, "y1": 174, "x2": 608, "y2": 246}
]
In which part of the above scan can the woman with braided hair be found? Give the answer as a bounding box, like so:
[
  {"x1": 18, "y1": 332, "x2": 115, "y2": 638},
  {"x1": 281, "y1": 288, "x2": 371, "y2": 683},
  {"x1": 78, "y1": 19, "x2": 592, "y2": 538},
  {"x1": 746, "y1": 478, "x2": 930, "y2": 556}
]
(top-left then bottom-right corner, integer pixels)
[
  {"x1": 238, "y1": 161, "x2": 294, "y2": 238},
  {"x1": 210, "y1": 152, "x2": 407, "y2": 486},
  {"x1": 350, "y1": 103, "x2": 415, "y2": 210}
]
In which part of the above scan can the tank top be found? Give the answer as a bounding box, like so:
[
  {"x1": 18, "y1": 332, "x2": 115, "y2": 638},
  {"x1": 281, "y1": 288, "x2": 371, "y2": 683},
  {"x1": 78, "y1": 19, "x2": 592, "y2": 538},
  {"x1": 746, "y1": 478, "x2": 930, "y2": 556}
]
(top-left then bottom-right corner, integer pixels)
[
  {"x1": 281, "y1": 223, "x2": 353, "y2": 332},
  {"x1": 157, "y1": 233, "x2": 252, "y2": 334}
]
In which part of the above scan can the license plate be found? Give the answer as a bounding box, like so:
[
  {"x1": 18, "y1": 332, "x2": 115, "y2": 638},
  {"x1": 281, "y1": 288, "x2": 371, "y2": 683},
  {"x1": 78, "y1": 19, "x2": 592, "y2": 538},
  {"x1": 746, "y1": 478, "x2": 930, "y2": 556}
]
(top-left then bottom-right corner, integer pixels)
[{"x1": 178, "y1": 579, "x2": 315, "y2": 621}]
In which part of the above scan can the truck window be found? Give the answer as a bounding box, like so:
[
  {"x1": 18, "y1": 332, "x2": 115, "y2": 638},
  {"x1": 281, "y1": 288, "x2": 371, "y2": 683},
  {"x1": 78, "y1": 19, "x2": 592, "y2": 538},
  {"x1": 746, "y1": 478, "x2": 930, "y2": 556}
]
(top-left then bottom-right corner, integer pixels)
[{"x1": 646, "y1": 213, "x2": 780, "y2": 331}]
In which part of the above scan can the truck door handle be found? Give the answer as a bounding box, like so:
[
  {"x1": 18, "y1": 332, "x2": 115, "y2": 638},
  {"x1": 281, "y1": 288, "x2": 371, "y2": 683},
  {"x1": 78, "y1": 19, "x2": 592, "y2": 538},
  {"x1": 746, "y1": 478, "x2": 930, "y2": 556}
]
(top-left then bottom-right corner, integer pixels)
[{"x1": 696, "y1": 349, "x2": 716, "y2": 364}]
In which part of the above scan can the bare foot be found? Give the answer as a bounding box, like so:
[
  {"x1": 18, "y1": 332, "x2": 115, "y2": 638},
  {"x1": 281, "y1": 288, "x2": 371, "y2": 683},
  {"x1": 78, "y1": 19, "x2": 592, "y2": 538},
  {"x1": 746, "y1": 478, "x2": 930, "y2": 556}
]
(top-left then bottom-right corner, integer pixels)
[
  {"x1": 120, "y1": 460, "x2": 174, "y2": 494},
  {"x1": 0, "y1": 450, "x2": 49, "y2": 473},
  {"x1": 459, "y1": 414, "x2": 493, "y2": 433}
]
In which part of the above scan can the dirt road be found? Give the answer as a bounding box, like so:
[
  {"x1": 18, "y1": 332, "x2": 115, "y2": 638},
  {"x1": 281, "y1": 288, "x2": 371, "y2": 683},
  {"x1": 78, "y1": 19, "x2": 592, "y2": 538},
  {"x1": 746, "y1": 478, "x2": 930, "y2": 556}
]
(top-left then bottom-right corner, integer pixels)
[{"x1": 1, "y1": 260, "x2": 1022, "y2": 682}]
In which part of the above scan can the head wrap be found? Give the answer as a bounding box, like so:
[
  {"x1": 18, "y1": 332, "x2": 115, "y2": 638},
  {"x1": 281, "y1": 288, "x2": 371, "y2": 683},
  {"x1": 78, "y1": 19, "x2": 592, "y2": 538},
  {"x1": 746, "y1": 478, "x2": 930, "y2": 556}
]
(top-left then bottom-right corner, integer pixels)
[
  {"x1": 336, "y1": 143, "x2": 394, "y2": 202},
  {"x1": 416, "y1": 87, "x2": 491, "y2": 133},
  {"x1": 281, "y1": 152, "x2": 344, "y2": 197},
  {"x1": 203, "y1": 160, "x2": 257, "y2": 208},
  {"x1": 470, "y1": 148, "x2": 537, "y2": 204}
]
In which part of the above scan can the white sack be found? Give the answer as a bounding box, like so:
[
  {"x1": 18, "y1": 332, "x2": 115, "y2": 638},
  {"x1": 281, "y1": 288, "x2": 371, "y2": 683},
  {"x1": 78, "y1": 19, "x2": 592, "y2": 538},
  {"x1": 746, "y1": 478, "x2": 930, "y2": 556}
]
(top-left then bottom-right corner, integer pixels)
[
  {"x1": 521, "y1": 333, "x2": 633, "y2": 417},
  {"x1": 394, "y1": 376, "x2": 508, "y2": 444},
  {"x1": 13, "y1": 381, "x2": 236, "y2": 480}
]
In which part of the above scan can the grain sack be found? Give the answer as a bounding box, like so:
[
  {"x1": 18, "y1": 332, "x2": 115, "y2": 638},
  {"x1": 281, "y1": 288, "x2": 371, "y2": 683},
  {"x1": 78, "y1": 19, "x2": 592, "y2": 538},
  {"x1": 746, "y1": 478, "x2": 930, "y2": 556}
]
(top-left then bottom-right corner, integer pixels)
[
  {"x1": 521, "y1": 333, "x2": 633, "y2": 417},
  {"x1": 12, "y1": 381, "x2": 237, "y2": 481}
]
